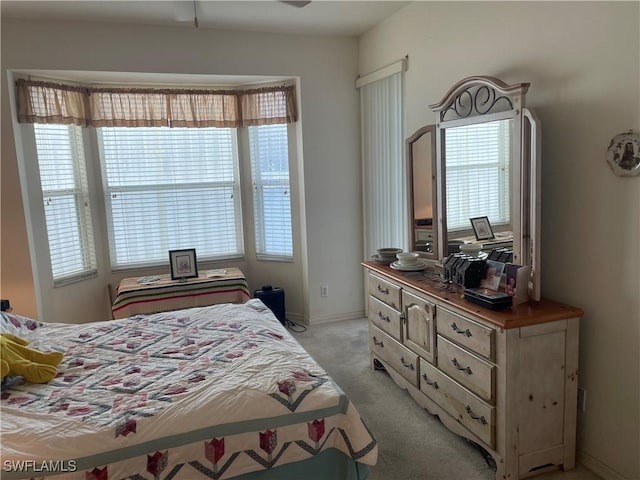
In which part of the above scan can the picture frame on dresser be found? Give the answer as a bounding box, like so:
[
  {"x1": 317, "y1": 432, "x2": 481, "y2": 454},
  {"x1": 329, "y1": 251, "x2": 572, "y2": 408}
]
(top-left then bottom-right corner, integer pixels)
[{"x1": 470, "y1": 216, "x2": 495, "y2": 241}]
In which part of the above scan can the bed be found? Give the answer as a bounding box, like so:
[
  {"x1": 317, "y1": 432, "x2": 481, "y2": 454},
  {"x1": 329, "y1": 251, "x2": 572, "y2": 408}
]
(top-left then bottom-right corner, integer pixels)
[{"x1": 0, "y1": 300, "x2": 377, "y2": 480}]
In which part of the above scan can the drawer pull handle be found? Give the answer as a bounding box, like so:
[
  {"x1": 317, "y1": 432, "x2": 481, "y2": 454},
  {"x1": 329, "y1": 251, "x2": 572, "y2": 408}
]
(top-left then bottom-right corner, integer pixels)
[
  {"x1": 451, "y1": 322, "x2": 472, "y2": 337},
  {"x1": 377, "y1": 285, "x2": 390, "y2": 295},
  {"x1": 377, "y1": 311, "x2": 391, "y2": 323},
  {"x1": 422, "y1": 373, "x2": 439, "y2": 389},
  {"x1": 465, "y1": 405, "x2": 488, "y2": 425},
  {"x1": 400, "y1": 357, "x2": 415, "y2": 371},
  {"x1": 373, "y1": 336, "x2": 384, "y2": 348},
  {"x1": 452, "y1": 357, "x2": 473, "y2": 375}
]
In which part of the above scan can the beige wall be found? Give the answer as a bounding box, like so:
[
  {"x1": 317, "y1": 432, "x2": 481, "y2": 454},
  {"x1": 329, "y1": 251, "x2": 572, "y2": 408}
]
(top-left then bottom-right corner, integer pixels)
[
  {"x1": 359, "y1": 2, "x2": 639, "y2": 478},
  {"x1": 1, "y1": 18, "x2": 365, "y2": 324}
]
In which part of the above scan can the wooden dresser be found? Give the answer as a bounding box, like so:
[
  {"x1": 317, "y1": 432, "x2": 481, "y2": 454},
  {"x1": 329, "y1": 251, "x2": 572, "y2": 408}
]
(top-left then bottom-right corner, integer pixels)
[{"x1": 363, "y1": 261, "x2": 583, "y2": 480}]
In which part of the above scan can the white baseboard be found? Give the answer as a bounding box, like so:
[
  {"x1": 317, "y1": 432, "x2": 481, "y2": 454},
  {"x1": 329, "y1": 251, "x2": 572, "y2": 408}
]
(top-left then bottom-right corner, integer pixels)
[
  {"x1": 285, "y1": 312, "x2": 307, "y2": 325},
  {"x1": 282, "y1": 311, "x2": 366, "y2": 326},
  {"x1": 308, "y1": 310, "x2": 365, "y2": 324},
  {"x1": 577, "y1": 450, "x2": 626, "y2": 480}
]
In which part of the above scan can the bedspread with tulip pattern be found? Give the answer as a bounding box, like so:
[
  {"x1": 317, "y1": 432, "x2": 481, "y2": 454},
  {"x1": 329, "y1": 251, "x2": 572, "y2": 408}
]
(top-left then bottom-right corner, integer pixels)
[{"x1": 0, "y1": 300, "x2": 377, "y2": 480}]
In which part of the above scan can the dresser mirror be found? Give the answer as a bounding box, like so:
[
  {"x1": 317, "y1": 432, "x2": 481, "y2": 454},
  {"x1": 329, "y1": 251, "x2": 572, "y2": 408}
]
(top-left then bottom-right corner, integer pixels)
[
  {"x1": 407, "y1": 125, "x2": 438, "y2": 259},
  {"x1": 409, "y1": 76, "x2": 541, "y2": 300}
]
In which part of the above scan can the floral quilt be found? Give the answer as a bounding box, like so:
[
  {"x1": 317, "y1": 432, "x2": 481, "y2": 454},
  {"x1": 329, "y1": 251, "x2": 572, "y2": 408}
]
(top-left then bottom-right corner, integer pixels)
[{"x1": 0, "y1": 300, "x2": 377, "y2": 479}]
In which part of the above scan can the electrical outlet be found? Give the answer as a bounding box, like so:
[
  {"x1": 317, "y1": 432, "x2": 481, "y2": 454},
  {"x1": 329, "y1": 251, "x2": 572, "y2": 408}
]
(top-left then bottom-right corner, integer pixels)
[
  {"x1": 320, "y1": 284, "x2": 328, "y2": 297},
  {"x1": 577, "y1": 387, "x2": 586, "y2": 413}
]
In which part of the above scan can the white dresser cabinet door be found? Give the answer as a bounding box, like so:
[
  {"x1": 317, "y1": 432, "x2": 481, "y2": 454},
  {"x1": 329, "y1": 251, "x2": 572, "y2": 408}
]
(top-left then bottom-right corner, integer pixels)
[{"x1": 402, "y1": 289, "x2": 436, "y2": 364}]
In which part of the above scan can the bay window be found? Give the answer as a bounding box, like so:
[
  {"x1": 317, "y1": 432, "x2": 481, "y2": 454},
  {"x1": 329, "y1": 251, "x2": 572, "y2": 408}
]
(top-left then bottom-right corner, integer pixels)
[{"x1": 18, "y1": 78, "x2": 297, "y2": 282}]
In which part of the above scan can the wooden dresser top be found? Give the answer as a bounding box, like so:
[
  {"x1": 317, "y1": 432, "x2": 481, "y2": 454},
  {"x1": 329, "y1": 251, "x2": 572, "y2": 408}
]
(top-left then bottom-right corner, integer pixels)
[{"x1": 363, "y1": 261, "x2": 583, "y2": 329}]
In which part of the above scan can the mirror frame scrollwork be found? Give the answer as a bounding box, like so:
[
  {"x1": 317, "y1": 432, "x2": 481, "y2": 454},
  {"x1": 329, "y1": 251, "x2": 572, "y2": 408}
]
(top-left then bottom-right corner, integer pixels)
[{"x1": 429, "y1": 76, "x2": 541, "y2": 300}]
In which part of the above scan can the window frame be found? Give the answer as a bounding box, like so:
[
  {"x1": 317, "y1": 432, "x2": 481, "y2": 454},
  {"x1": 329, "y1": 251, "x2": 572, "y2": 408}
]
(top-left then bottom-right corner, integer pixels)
[
  {"x1": 248, "y1": 123, "x2": 294, "y2": 261},
  {"x1": 97, "y1": 126, "x2": 246, "y2": 270},
  {"x1": 32, "y1": 123, "x2": 98, "y2": 286}
]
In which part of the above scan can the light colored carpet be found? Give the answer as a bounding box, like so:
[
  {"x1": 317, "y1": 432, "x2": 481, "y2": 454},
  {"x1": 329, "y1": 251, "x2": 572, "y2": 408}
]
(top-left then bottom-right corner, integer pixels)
[{"x1": 291, "y1": 317, "x2": 600, "y2": 480}]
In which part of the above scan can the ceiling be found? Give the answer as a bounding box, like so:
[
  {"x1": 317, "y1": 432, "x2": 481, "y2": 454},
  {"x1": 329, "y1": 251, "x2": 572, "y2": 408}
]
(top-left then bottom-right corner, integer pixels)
[{"x1": 0, "y1": 1, "x2": 410, "y2": 36}]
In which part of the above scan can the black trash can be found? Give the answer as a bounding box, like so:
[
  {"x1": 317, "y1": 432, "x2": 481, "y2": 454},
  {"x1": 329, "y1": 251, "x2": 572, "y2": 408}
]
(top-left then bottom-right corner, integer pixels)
[{"x1": 254, "y1": 285, "x2": 286, "y2": 325}]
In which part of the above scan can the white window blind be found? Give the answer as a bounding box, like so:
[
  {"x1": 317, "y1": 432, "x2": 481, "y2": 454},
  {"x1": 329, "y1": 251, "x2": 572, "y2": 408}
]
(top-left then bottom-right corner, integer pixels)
[
  {"x1": 360, "y1": 70, "x2": 405, "y2": 257},
  {"x1": 33, "y1": 123, "x2": 97, "y2": 283},
  {"x1": 248, "y1": 124, "x2": 293, "y2": 259},
  {"x1": 445, "y1": 120, "x2": 511, "y2": 231},
  {"x1": 98, "y1": 127, "x2": 243, "y2": 268}
]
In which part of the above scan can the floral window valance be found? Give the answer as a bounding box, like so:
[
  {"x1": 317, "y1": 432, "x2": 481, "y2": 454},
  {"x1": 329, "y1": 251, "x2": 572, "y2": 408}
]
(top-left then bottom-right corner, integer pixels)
[{"x1": 16, "y1": 79, "x2": 297, "y2": 128}]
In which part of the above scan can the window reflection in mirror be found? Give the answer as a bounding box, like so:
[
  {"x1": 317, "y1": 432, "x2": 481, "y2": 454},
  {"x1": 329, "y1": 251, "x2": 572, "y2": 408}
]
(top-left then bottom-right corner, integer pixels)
[{"x1": 444, "y1": 118, "x2": 514, "y2": 249}]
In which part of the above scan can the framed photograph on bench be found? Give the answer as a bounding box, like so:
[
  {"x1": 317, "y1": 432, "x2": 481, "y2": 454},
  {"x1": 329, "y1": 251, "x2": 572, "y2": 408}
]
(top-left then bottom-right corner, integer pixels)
[{"x1": 169, "y1": 248, "x2": 198, "y2": 280}]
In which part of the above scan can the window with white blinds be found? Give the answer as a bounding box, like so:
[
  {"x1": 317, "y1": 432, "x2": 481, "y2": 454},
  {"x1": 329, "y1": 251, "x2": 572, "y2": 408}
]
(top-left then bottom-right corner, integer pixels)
[
  {"x1": 98, "y1": 127, "x2": 244, "y2": 268},
  {"x1": 33, "y1": 123, "x2": 97, "y2": 283},
  {"x1": 444, "y1": 119, "x2": 511, "y2": 231},
  {"x1": 248, "y1": 124, "x2": 293, "y2": 259}
]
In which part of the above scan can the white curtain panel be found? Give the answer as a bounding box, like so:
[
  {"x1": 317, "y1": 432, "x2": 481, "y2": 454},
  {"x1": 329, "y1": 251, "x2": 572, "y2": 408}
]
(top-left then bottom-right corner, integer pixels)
[{"x1": 359, "y1": 68, "x2": 406, "y2": 260}]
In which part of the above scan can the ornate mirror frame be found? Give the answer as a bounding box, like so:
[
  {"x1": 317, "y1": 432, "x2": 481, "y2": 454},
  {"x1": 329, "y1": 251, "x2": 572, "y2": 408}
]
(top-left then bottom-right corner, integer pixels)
[{"x1": 429, "y1": 76, "x2": 541, "y2": 300}]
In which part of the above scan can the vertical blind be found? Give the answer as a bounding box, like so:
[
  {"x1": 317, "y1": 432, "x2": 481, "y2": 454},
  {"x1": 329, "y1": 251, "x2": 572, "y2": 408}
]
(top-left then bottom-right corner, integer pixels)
[
  {"x1": 360, "y1": 71, "x2": 406, "y2": 257},
  {"x1": 98, "y1": 126, "x2": 243, "y2": 268},
  {"x1": 444, "y1": 119, "x2": 511, "y2": 231},
  {"x1": 249, "y1": 124, "x2": 293, "y2": 258},
  {"x1": 33, "y1": 124, "x2": 97, "y2": 282}
]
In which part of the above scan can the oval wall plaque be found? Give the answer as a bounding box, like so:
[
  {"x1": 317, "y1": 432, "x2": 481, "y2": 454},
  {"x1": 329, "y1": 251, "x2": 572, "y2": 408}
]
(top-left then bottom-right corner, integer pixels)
[{"x1": 606, "y1": 130, "x2": 640, "y2": 177}]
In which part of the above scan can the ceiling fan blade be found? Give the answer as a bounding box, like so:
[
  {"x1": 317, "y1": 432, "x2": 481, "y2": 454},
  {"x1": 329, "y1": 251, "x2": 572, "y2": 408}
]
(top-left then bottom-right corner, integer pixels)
[{"x1": 280, "y1": 1, "x2": 312, "y2": 7}]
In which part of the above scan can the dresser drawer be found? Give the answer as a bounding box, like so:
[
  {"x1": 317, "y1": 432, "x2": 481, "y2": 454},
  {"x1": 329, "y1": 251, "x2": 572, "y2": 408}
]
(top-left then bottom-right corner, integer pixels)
[
  {"x1": 437, "y1": 336, "x2": 495, "y2": 403},
  {"x1": 419, "y1": 359, "x2": 495, "y2": 448},
  {"x1": 415, "y1": 229, "x2": 433, "y2": 242},
  {"x1": 368, "y1": 296, "x2": 402, "y2": 340},
  {"x1": 436, "y1": 307, "x2": 494, "y2": 360},
  {"x1": 370, "y1": 325, "x2": 419, "y2": 387},
  {"x1": 368, "y1": 273, "x2": 401, "y2": 310}
]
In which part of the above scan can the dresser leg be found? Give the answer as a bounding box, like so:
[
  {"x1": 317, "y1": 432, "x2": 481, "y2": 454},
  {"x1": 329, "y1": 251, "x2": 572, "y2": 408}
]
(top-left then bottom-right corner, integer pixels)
[{"x1": 371, "y1": 357, "x2": 386, "y2": 371}]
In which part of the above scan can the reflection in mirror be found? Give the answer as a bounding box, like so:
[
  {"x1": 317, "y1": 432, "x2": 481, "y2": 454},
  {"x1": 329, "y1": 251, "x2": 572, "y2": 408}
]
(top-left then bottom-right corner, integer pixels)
[
  {"x1": 407, "y1": 125, "x2": 437, "y2": 259},
  {"x1": 444, "y1": 118, "x2": 514, "y2": 253}
]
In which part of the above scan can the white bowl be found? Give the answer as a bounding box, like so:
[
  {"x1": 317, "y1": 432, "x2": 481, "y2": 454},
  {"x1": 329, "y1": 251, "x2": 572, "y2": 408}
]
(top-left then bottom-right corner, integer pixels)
[
  {"x1": 377, "y1": 247, "x2": 402, "y2": 259},
  {"x1": 396, "y1": 252, "x2": 420, "y2": 265},
  {"x1": 460, "y1": 243, "x2": 483, "y2": 256}
]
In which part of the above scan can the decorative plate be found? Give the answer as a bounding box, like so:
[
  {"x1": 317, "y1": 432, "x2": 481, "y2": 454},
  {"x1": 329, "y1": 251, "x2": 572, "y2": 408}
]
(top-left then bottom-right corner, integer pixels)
[
  {"x1": 606, "y1": 131, "x2": 640, "y2": 177},
  {"x1": 390, "y1": 260, "x2": 427, "y2": 271}
]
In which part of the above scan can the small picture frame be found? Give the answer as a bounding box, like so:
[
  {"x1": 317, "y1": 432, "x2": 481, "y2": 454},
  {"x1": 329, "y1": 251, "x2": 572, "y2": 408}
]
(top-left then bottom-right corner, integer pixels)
[
  {"x1": 169, "y1": 248, "x2": 198, "y2": 280},
  {"x1": 505, "y1": 263, "x2": 531, "y2": 306},
  {"x1": 470, "y1": 216, "x2": 495, "y2": 241},
  {"x1": 479, "y1": 260, "x2": 505, "y2": 291}
]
